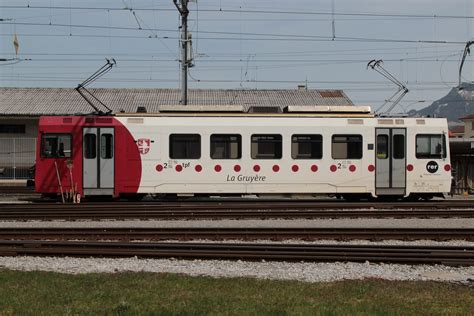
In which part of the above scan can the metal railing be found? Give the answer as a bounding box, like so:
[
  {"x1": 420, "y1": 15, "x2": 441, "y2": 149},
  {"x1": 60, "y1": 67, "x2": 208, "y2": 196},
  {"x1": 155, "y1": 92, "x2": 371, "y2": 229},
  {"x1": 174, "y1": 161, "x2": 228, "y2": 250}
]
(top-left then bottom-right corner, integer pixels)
[{"x1": 0, "y1": 138, "x2": 36, "y2": 180}]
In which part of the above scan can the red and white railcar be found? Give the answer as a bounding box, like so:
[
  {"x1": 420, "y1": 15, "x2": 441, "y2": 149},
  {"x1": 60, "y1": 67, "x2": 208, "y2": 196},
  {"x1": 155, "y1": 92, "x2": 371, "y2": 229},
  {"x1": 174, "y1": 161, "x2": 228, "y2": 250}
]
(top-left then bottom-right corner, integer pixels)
[{"x1": 35, "y1": 107, "x2": 451, "y2": 200}]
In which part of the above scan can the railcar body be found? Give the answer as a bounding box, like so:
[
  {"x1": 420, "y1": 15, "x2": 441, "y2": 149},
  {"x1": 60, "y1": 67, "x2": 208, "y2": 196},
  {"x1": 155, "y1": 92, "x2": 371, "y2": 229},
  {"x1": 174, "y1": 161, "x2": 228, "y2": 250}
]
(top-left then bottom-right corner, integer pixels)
[{"x1": 35, "y1": 112, "x2": 451, "y2": 200}]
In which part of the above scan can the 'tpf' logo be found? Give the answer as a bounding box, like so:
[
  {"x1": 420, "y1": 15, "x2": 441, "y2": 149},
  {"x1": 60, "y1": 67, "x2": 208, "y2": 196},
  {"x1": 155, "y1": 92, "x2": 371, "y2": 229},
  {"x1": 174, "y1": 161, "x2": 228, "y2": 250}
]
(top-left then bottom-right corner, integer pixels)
[
  {"x1": 426, "y1": 161, "x2": 439, "y2": 173},
  {"x1": 137, "y1": 138, "x2": 151, "y2": 155}
]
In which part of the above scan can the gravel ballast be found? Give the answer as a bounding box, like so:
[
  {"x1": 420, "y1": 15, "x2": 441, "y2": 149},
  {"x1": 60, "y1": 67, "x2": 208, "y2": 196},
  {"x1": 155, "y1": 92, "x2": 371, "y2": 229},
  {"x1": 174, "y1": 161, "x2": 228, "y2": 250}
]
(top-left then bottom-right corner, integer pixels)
[{"x1": 0, "y1": 255, "x2": 473, "y2": 284}]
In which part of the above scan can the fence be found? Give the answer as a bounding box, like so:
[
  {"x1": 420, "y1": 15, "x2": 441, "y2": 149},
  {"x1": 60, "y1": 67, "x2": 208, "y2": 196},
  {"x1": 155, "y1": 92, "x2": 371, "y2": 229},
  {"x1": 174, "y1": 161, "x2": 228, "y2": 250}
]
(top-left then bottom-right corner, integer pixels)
[{"x1": 0, "y1": 138, "x2": 37, "y2": 179}]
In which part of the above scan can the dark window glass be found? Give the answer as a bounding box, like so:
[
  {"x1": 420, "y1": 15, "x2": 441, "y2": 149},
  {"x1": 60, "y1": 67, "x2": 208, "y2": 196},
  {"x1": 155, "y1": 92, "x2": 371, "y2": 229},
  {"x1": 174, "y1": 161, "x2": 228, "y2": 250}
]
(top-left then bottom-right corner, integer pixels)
[
  {"x1": 101, "y1": 134, "x2": 113, "y2": 159},
  {"x1": 292, "y1": 134, "x2": 322, "y2": 159},
  {"x1": 393, "y1": 134, "x2": 405, "y2": 159},
  {"x1": 41, "y1": 134, "x2": 72, "y2": 158},
  {"x1": 84, "y1": 134, "x2": 96, "y2": 159},
  {"x1": 210, "y1": 134, "x2": 241, "y2": 159},
  {"x1": 251, "y1": 134, "x2": 282, "y2": 159},
  {"x1": 332, "y1": 135, "x2": 363, "y2": 159},
  {"x1": 0, "y1": 124, "x2": 25, "y2": 134},
  {"x1": 376, "y1": 135, "x2": 388, "y2": 159},
  {"x1": 170, "y1": 134, "x2": 201, "y2": 159},
  {"x1": 416, "y1": 134, "x2": 446, "y2": 159}
]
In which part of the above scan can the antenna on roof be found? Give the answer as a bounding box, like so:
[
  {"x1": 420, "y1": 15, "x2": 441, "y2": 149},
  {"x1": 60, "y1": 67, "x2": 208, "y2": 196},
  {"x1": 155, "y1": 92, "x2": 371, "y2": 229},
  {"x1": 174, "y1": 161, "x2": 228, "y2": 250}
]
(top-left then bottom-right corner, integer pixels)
[
  {"x1": 367, "y1": 59, "x2": 409, "y2": 115},
  {"x1": 75, "y1": 58, "x2": 116, "y2": 115},
  {"x1": 458, "y1": 40, "x2": 474, "y2": 88}
]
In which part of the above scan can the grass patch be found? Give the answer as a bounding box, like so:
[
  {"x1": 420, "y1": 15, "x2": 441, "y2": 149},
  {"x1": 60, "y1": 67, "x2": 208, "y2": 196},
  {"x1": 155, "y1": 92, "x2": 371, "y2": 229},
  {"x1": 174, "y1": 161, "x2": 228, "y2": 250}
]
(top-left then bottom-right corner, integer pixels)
[{"x1": 0, "y1": 269, "x2": 472, "y2": 315}]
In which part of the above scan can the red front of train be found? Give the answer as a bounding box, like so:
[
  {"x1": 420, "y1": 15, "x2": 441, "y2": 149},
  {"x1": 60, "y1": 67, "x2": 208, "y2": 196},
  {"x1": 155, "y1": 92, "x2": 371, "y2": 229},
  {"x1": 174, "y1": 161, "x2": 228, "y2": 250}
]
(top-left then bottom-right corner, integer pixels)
[{"x1": 35, "y1": 116, "x2": 142, "y2": 198}]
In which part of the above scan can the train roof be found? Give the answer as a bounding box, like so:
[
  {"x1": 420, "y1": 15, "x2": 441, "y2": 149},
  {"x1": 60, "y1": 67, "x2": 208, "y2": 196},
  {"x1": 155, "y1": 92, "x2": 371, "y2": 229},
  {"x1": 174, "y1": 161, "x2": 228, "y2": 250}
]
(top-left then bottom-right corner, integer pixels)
[{"x1": 116, "y1": 105, "x2": 374, "y2": 118}]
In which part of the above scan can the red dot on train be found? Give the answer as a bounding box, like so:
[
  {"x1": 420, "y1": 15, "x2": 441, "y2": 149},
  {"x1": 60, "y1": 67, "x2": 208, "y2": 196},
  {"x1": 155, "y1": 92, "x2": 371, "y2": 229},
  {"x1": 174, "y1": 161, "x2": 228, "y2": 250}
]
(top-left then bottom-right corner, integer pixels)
[
  {"x1": 214, "y1": 165, "x2": 222, "y2": 172},
  {"x1": 272, "y1": 165, "x2": 280, "y2": 172},
  {"x1": 444, "y1": 164, "x2": 451, "y2": 172},
  {"x1": 253, "y1": 165, "x2": 261, "y2": 172},
  {"x1": 156, "y1": 164, "x2": 163, "y2": 172},
  {"x1": 407, "y1": 164, "x2": 414, "y2": 172},
  {"x1": 349, "y1": 165, "x2": 356, "y2": 172},
  {"x1": 292, "y1": 165, "x2": 299, "y2": 172},
  {"x1": 175, "y1": 165, "x2": 183, "y2": 172},
  {"x1": 311, "y1": 165, "x2": 318, "y2": 172},
  {"x1": 234, "y1": 165, "x2": 241, "y2": 172},
  {"x1": 368, "y1": 164, "x2": 375, "y2": 172},
  {"x1": 330, "y1": 165, "x2": 337, "y2": 172},
  {"x1": 195, "y1": 164, "x2": 202, "y2": 172}
]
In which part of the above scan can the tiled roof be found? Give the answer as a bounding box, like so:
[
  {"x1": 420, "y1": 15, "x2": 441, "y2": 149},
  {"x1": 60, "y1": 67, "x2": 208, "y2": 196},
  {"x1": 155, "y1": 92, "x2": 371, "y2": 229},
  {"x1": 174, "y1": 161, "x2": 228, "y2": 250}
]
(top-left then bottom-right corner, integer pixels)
[
  {"x1": 0, "y1": 87, "x2": 353, "y2": 116},
  {"x1": 460, "y1": 113, "x2": 474, "y2": 120},
  {"x1": 449, "y1": 125, "x2": 465, "y2": 133}
]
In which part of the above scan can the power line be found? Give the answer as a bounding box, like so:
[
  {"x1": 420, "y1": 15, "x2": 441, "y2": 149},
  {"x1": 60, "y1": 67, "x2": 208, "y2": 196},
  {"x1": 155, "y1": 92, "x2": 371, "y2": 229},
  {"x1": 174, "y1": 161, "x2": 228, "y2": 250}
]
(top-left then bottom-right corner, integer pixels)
[
  {"x1": 0, "y1": 22, "x2": 467, "y2": 44},
  {"x1": 2, "y1": 5, "x2": 474, "y2": 20}
]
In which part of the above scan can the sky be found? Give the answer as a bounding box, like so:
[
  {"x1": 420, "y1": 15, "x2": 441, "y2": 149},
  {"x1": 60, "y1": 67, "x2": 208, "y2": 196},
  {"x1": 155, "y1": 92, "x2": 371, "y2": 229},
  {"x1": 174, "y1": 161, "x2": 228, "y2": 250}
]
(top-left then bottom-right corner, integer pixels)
[{"x1": 0, "y1": 0, "x2": 473, "y2": 112}]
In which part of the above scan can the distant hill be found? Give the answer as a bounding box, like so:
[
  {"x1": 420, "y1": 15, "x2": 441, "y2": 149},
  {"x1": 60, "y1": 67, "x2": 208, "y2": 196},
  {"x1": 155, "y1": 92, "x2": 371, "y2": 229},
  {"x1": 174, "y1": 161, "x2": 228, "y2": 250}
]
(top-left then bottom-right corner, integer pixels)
[{"x1": 408, "y1": 82, "x2": 474, "y2": 122}]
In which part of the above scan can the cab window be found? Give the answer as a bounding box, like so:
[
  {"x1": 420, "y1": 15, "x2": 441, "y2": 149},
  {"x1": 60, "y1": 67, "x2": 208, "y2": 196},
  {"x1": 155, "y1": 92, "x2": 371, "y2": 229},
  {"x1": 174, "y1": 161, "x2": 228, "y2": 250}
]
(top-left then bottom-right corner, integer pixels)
[
  {"x1": 41, "y1": 134, "x2": 72, "y2": 158},
  {"x1": 416, "y1": 134, "x2": 446, "y2": 159}
]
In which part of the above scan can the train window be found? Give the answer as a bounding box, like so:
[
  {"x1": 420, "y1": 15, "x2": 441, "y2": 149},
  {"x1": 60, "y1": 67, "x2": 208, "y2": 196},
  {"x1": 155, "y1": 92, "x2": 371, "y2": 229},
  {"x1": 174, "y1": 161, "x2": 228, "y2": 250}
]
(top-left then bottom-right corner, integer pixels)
[
  {"x1": 170, "y1": 134, "x2": 201, "y2": 159},
  {"x1": 84, "y1": 134, "x2": 96, "y2": 159},
  {"x1": 251, "y1": 134, "x2": 282, "y2": 159},
  {"x1": 393, "y1": 135, "x2": 405, "y2": 159},
  {"x1": 101, "y1": 134, "x2": 113, "y2": 159},
  {"x1": 332, "y1": 135, "x2": 362, "y2": 159},
  {"x1": 210, "y1": 134, "x2": 241, "y2": 159},
  {"x1": 40, "y1": 134, "x2": 72, "y2": 158},
  {"x1": 416, "y1": 134, "x2": 446, "y2": 159},
  {"x1": 291, "y1": 134, "x2": 322, "y2": 159},
  {"x1": 376, "y1": 135, "x2": 388, "y2": 159}
]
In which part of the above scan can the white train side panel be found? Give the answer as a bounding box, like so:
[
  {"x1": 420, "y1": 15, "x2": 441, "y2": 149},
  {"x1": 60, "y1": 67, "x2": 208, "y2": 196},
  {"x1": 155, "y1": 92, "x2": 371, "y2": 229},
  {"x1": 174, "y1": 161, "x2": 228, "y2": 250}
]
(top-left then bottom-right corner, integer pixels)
[{"x1": 115, "y1": 116, "x2": 451, "y2": 197}]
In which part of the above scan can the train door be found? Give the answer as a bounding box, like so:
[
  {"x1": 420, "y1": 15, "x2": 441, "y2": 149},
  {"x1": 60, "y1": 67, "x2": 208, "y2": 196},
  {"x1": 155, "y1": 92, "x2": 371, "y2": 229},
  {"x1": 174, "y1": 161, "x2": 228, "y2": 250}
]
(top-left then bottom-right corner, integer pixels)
[
  {"x1": 83, "y1": 127, "x2": 114, "y2": 195},
  {"x1": 375, "y1": 128, "x2": 406, "y2": 195}
]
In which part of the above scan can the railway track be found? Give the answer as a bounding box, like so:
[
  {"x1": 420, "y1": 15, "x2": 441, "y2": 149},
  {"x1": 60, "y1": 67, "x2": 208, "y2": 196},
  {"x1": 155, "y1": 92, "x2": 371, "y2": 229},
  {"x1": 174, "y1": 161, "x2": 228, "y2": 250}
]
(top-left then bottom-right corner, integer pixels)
[
  {"x1": 0, "y1": 200, "x2": 473, "y2": 220},
  {"x1": 0, "y1": 240, "x2": 472, "y2": 266},
  {"x1": 0, "y1": 227, "x2": 473, "y2": 241},
  {"x1": 0, "y1": 186, "x2": 35, "y2": 194}
]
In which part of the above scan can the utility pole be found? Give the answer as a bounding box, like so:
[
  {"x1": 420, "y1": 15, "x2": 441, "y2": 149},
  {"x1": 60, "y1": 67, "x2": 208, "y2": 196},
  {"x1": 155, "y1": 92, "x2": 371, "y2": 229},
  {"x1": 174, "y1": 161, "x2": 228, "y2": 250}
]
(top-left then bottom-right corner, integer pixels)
[{"x1": 173, "y1": 0, "x2": 190, "y2": 105}]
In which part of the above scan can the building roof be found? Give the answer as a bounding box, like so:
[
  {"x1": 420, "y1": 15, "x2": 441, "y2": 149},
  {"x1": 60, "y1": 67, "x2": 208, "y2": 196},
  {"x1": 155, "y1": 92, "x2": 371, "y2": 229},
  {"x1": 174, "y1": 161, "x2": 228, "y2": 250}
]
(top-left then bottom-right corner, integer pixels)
[
  {"x1": 449, "y1": 125, "x2": 465, "y2": 134},
  {"x1": 460, "y1": 113, "x2": 474, "y2": 121},
  {"x1": 0, "y1": 87, "x2": 354, "y2": 116}
]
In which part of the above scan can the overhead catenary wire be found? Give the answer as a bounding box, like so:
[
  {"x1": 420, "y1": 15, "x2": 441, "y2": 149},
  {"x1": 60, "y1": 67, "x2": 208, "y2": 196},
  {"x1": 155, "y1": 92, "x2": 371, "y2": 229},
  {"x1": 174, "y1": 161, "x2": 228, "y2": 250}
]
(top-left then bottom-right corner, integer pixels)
[
  {"x1": 2, "y1": 5, "x2": 474, "y2": 20},
  {"x1": 0, "y1": 21, "x2": 467, "y2": 45}
]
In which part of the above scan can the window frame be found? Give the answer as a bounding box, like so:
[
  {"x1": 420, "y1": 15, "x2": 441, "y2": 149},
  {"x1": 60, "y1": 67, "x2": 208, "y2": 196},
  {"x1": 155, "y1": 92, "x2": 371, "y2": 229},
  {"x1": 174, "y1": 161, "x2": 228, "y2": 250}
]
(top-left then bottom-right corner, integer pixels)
[
  {"x1": 83, "y1": 133, "x2": 97, "y2": 159},
  {"x1": 169, "y1": 133, "x2": 201, "y2": 159},
  {"x1": 210, "y1": 134, "x2": 242, "y2": 160},
  {"x1": 40, "y1": 133, "x2": 73, "y2": 158},
  {"x1": 291, "y1": 134, "x2": 323, "y2": 159},
  {"x1": 100, "y1": 133, "x2": 114, "y2": 159},
  {"x1": 251, "y1": 134, "x2": 283, "y2": 160},
  {"x1": 0, "y1": 124, "x2": 26, "y2": 134},
  {"x1": 376, "y1": 134, "x2": 389, "y2": 159},
  {"x1": 331, "y1": 134, "x2": 363, "y2": 159},
  {"x1": 393, "y1": 134, "x2": 405, "y2": 159},
  {"x1": 415, "y1": 134, "x2": 447, "y2": 159}
]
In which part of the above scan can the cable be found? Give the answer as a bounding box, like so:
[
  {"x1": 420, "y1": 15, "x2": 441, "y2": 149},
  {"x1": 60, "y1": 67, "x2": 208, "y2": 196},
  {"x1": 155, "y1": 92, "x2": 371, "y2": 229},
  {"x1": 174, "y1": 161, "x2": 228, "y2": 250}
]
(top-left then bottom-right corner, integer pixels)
[
  {"x1": 0, "y1": 22, "x2": 467, "y2": 44},
  {"x1": 2, "y1": 5, "x2": 474, "y2": 20}
]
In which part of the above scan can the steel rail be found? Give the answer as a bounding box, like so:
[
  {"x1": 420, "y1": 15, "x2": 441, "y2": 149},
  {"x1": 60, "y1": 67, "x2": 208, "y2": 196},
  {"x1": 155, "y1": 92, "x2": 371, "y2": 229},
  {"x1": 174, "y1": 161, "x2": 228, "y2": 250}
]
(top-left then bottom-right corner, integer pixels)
[
  {"x1": 0, "y1": 209, "x2": 473, "y2": 220},
  {"x1": 0, "y1": 240, "x2": 472, "y2": 266},
  {"x1": 6, "y1": 200, "x2": 474, "y2": 209},
  {"x1": 0, "y1": 227, "x2": 472, "y2": 241}
]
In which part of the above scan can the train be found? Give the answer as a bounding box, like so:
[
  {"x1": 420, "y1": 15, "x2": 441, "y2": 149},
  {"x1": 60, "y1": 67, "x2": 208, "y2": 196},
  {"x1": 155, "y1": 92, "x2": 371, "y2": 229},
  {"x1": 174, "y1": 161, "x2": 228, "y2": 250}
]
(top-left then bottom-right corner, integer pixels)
[{"x1": 34, "y1": 105, "x2": 452, "y2": 201}]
